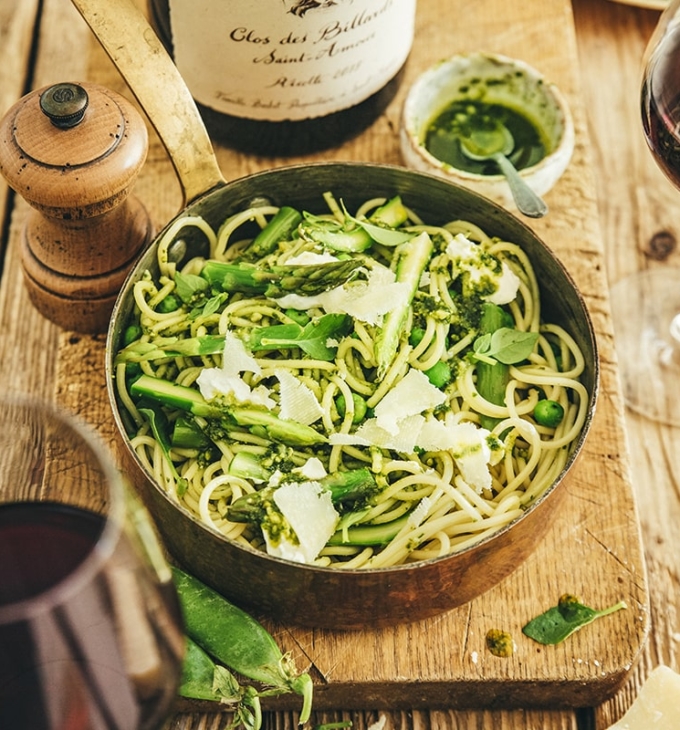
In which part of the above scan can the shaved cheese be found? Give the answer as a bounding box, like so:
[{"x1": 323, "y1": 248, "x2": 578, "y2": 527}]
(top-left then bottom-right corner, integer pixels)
[
  {"x1": 266, "y1": 481, "x2": 339, "y2": 564},
  {"x1": 445, "y1": 233, "x2": 520, "y2": 305},
  {"x1": 448, "y1": 422, "x2": 493, "y2": 493},
  {"x1": 197, "y1": 330, "x2": 274, "y2": 407},
  {"x1": 295, "y1": 457, "x2": 327, "y2": 480},
  {"x1": 276, "y1": 369, "x2": 323, "y2": 425},
  {"x1": 354, "y1": 414, "x2": 425, "y2": 453},
  {"x1": 320, "y1": 265, "x2": 408, "y2": 326},
  {"x1": 274, "y1": 265, "x2": 409, "y2": 326},
  {"x1": 374, "y1": 369, "x2": 447, "y2": 434},
  {"x1": 222, "y1": 330, "x2": 261, "y2": 376},
  {"x1": 606, "y1": 665, "x2": 680, "y2": 729},
  {"x1": 485, "y1": 262, "x2": 521, "y2": 305}
]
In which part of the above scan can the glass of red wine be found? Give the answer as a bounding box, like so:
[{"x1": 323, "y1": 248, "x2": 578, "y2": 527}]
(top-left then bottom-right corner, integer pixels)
[
  {"x1": 609, "y1": 0, "x2": 680, "y2": 427},
  {"x1": 0, "y1": 394, "x2": 185, "y2": 729}
]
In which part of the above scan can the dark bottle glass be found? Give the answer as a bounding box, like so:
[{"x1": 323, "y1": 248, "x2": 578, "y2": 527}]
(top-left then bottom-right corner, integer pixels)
[{"x1": 149, "y1": 0, "x2": 416, "y2": 156}]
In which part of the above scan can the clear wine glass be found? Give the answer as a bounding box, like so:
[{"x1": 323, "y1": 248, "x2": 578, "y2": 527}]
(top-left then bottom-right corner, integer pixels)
[
  {"x1": 0, "y1": 394, "x2": 185, "y2": 729},
  {"x1": 609, "y1": 0, "x2": 680, "y2": 428}
]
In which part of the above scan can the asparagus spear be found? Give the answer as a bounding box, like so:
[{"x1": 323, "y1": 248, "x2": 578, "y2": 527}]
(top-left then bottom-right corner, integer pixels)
[
  {"x1": 298, "y1": 195, "x2": 412, "y2": 253},
  {"x1": 129, "y1": 374, "x2": 327, "y2": 446},
  {"x1": 201, "y1": 258, "x2": 364, "y2": 298},
  {"x1": 226, "y1": 460, "x2": 380, "y2": 524},
  {"x1": 375, "y1": 231, "x2": 434, "y2": 378}
]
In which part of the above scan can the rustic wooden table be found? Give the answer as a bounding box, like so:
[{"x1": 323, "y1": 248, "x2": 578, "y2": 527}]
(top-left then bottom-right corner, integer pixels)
[{"x1": 1, "y1": 0, "x2": 678, "y2": 728}]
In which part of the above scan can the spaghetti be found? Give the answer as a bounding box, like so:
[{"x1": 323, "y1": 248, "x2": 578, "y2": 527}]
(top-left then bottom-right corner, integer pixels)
[{"x1": 113, "y1": 193, "x2": 589, "y2": 569}]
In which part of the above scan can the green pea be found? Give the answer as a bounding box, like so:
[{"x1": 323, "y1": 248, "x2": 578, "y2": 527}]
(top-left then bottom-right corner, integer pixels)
[
  {"x1": 533, "y1": 399, "x2": 564, "y2": 427},
  {"x1": 424, "y1": 360, "x2": 452, "y2": 389},
  {"x1": 285, "y1": 308, "x2": 310, "y2": 326},
  {"x1": 125, "y1": 362, "x2": 142, "y2": 379},
  {"x1": 409, "y1": 327, "x2": 427, "y2": 347},
  {"x1": 123, "y1": 323, "x2": 142, "y2": 347},
  {"x1": 156, "y1": 294, "x2": 180, "y2": 313},
  {"x1": 336, "y1": 393, "x2": 368, "y2": 423}
]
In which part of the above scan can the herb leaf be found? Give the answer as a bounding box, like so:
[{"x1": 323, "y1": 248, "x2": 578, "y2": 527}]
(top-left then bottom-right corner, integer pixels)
[
  {"x1": 522, "y1": 594, "x2": 627, "y2": 645},
  {"x1": 248, "y1": 313, "x2": 351, "y2": 361},
  {"x1": 137, "y1": 399, "x2": 189, "y2": 496},
  {"x1": 175, "y1": 271, "x2": 209, "y2": 304},
  {"x1": 472, "y1": 327, "x2": 538, "y2": 365},
  {"x1": 350, "y1": 217, "x2": 414, "y2": 247}
]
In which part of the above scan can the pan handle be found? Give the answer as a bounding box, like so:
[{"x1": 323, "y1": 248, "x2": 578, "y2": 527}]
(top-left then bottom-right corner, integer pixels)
[{"x1": 70, "y1": 0, "x2": 227, "y2": 206}]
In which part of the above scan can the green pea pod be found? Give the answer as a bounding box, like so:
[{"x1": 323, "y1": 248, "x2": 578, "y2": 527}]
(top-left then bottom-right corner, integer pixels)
[{"x1": 172, "y1": 566, "x2": 313, "y2": 724}]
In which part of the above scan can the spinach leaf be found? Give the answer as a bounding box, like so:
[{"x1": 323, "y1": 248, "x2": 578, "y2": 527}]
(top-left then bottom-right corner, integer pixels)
[{"x1": 522, "y1": 594, "x2": 627, "y2": 645}]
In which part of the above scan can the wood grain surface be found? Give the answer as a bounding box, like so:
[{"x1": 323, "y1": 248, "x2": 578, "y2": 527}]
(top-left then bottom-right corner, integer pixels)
[{"x1": 1, "y1": 0, "x2": 678, "y2": 729}]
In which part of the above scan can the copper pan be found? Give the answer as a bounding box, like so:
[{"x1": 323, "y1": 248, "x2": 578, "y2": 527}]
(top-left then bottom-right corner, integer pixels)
[{"x1": 72, "y1": 0, "x2": 599, "y2": 629}]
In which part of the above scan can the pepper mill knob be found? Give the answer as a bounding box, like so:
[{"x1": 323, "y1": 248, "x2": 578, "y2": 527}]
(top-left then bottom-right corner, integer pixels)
[
  {"x1": 39, "y1": 82, "x2": 90, "y2": 128},
  {"x1": 0, "y1": 81, "x2": 153, "y2": 333}
]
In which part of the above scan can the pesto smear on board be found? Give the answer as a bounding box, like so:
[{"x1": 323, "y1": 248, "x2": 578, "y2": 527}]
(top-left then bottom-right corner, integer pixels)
[{"x1": 424, "y1": 99, "x2": 547, "y2": 176}]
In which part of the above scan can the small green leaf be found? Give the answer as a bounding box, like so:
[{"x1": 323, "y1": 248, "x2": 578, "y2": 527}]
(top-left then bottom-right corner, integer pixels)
[
  {"x1": 249, "y1": 313, "x2": 351, "y2": 361},
  {"x1": 138, "y1": 400, "x2": 189, "y2": 495},
  {"x1": 175, "y1": 270, "x2": 209, "y2": 304},
  {"x1": 351, "y1": 217, "x2": 414, "y2": 247},
  {"x1": 522, "y1": 594, "x2": 627, "y2": 645},
  {"x1": 472, "y1": 328, "x2": 538, "y2": 366},
  {"x1": 489, "y1": 328, "x2": 538, "y2": 364}
]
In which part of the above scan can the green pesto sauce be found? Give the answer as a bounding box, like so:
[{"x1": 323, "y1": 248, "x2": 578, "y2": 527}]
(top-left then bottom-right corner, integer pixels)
[
  {"x1": 424, "y1": 99, "x2": 547, "y2": 175},
  {"x1": 485, "y1": 628, "x2": 515, "y2": 657}
]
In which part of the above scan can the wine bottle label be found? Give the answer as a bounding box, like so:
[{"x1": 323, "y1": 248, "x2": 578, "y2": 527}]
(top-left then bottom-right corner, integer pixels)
[{"x1": 167, "y1": 0, "x2": 416, "y2": 122}]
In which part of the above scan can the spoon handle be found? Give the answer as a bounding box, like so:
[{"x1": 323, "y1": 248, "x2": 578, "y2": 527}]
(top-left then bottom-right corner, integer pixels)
[{"x1": 492, "y1": 153, "x2": 548, "y2": 218}]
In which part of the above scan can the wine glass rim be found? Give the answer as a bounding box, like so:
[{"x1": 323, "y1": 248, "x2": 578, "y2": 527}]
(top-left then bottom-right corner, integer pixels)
[{"x1": 0, "y1": 393, "x2": 128, "y2": 625}]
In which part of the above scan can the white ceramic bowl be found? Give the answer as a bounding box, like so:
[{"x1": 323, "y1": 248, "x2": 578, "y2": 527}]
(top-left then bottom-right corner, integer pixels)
[{"x1": 400, "y1": 52, "x2": 575, "y2": 210}]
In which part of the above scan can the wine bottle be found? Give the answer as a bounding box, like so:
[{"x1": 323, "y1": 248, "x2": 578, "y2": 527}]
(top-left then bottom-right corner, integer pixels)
[{"x1": 149, "y1": 0, "x2": 417, "y2": 156}]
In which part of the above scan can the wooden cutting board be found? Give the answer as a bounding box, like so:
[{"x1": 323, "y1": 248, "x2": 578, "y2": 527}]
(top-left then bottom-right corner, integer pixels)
[{"x1": 6, "y1": 0, "x2": 648, "y2": 713}]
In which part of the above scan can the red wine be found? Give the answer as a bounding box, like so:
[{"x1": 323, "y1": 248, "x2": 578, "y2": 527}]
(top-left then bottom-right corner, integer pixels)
[
  {"x1": 642, "y1": 25, "x2": 680, "y2": 187},
  {"x1": 0, "y1": 502, "x2": 103, "y2": 606},
  {"x1": 0, "y1": 502, "x2": 183, "y2": 730}
]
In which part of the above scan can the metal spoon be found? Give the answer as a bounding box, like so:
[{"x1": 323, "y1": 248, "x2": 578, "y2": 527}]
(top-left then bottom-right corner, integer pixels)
[{"x1": 459, "y1": 122, "x2": 548, "y2": 218}]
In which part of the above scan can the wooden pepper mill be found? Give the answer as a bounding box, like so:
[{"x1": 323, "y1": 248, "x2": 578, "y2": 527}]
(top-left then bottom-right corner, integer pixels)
[{"x1": 0, "y1": 81, "x2": 153, "y2": 333}]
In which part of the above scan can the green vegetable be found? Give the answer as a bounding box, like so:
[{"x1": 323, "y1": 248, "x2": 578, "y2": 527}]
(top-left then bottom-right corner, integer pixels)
[
  {"x1": 298, "y1": 195, "x2": 412, "y2": 253},
  {"x1": 408, "y1": 327, "x2": 426, "y2": 347},
  {"x1": 522, "y1": 593, "x2": 627, "y2": 645},
  {"x1": 474, "y1": 302, "x2": 538, "y2": 430},
  {"x1": 123, "y1": 323, "x2": 142, "y2": 347},
  {"x1": 171, "y1": 416, "x2": 212, "y2": 450},
  {"x1": 242, "y1": 206, "x2": 302, "y2": 260},
  {"x1": 375, "y1": 231, "x2": 434, "y2": 378},
  {"x1": 335, "y1": 392, "x2": 368, "y2": 423},
  {"x1": 472, "y1": 303, "x2": 507, "y2": 430},
  {"x1": 327, "y1": 515, "x2": 410, "y2": 547},
  {"x1": 533, "y1": 399, "x2": 565, "y2": 427},
  {"x1": 137, "y1": 399, "x2": 188, "y2": 495},
  {"x1": 130, "y1": 374, "x2": 327, "y2": 446},
  {"x1": 174, "y1": 271, "x2": 210, "y2": 305},
  {"x1": 115, "y1": 334, "x2": 226, "y2": 364},
  {"x1": 156, "y1": 293, "x2": 181, "y2": 313},
  {"x1": 180, "y1": 637, "x2": 263, "y2": 730},
  {"x1": 201, "y1": 258, "x2": 363, "y2": 298},
  {"x1": 172, "y1": 566, "x2": 313, "y2": 723},
  {"x1": 248, "y1": 313, "x2": 351, "y2": 361},
  {"x1": 227, "y1": 467, "x2": 380, "y2": 523},
  {"x1": 424, "y1": 360, "x2": 452, "y2": 389}
]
